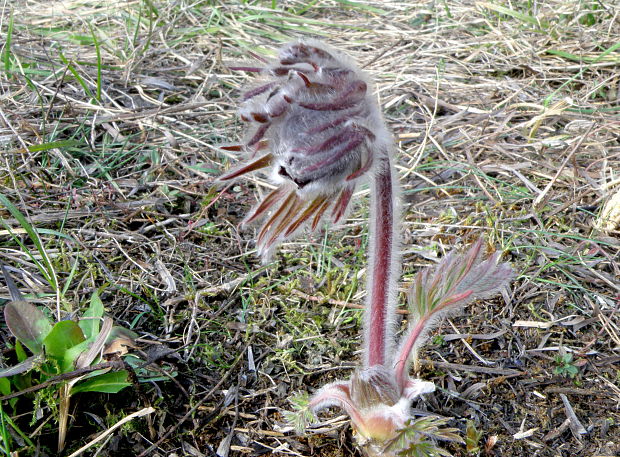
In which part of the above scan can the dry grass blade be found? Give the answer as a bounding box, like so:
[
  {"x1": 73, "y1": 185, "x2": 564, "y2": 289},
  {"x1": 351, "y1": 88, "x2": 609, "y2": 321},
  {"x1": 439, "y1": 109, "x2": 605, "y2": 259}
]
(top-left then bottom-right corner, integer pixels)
[{"x1": 66, "y1": 407, "x2": 156, "y2": 457}]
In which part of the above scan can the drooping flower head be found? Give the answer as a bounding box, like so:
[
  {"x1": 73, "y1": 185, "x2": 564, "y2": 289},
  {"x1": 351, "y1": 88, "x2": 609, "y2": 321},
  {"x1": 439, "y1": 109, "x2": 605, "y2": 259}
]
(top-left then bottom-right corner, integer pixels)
[{"x1": 219, "y1": 40, "x2": 391, "y2": 259}]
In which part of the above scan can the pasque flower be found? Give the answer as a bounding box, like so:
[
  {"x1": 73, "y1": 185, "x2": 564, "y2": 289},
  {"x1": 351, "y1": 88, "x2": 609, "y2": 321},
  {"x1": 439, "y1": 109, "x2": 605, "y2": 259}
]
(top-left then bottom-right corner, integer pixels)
[
  {"x1": 220, "y1": 40, "x2": 514, "y2": 456},
  {"x1": 219, "y1": 40, "x2": 392, "y2": 260}
]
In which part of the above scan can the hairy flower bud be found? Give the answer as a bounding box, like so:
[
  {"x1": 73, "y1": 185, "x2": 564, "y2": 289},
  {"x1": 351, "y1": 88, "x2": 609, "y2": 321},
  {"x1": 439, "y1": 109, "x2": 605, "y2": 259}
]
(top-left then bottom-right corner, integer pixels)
[{"x1": 219, "y1": 40, "x2": 391, "y2": 259}]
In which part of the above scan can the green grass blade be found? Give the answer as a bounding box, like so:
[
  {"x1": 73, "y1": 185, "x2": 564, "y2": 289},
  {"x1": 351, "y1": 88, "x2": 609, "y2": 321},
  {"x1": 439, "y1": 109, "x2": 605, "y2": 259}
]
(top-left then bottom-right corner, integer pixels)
[
  {"x1": 88, "y1": 23, "x2": 102, "y2": 102},
  {"x1": 0, "y1": 193, "x2": 60, "y2": 309},
  {"x1": 26, "y1": 139, "x2": 81, "y2": 153},
  {"x1": 0, "y1": 407, "x2": 34, "y2": 449},
  {"x1": 288, "y1": 0, "x2": 320, "y2": 15},
  {"x1": 547, "y1": 48, "x2": 620, "y2": 64},
  {"x1": 332, "y1": 0, "x2": 387, "y2": 14},
  {"x1": 58, "y1": 50, "x2": 95, "y2": 101},
  {"x1": 2, "y1": 9, "x2": 14, "y2": 73},
  {"x1": 0, "y1": 400, "x2": 12, "y2": 455},
  {"x1": 478, "y1": 2, "x2": 540, "y2": 26},
  {"x1": 61, "y1": 255, "x2": 80, "y2": 298},
  {"x1": 544, "y1": 41, "x2": 620, "y2": 105}
]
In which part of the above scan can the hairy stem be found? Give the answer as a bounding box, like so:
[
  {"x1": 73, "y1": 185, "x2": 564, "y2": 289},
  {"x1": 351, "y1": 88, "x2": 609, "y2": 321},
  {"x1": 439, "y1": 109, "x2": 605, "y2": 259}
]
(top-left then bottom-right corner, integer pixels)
[
  {"x1": 365, "y1": 155, "x2": 398, "y2": 367},
  {"x1": 394, "y1": 289, "x2": 473, "y2": 389},
  {"x1": 393, "y1": 317, "x2": 427, "y2": 390}
]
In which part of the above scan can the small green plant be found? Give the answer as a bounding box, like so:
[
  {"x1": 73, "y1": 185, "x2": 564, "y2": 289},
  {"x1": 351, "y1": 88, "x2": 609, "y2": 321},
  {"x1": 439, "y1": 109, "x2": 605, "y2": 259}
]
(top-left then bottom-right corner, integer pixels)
[
  {"x1": 553, "y1": 353, "x2": 578, "y2": 378},
  {"x1": 0, "y1": 267, "x2": 136, "y2": 452},
  {"x1": 0, "y1": 401, "x2": 11, "y2": 456},
  {"x1": 465, "y1": 420, "x2": 483, "y2": 454}
]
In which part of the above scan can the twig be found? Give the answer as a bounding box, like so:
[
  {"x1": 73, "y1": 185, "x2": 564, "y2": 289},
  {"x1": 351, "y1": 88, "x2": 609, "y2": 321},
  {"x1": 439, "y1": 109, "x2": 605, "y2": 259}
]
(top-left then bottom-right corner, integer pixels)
[
  {"x1": 0, "y1": 360, "x2": 125, "y2": 401},
  {"x1": 291, "y1": 289, "x2": 409, "y2": 315},
  {"x1": 533, "y1": 125, "x2": 593, "y2": 210},
  {"x1": 560, "y1": 393, "x2": 587, "y2": 439},
  {"x1": 419, "y1": 359, "x2": 523, "y2": 377}
]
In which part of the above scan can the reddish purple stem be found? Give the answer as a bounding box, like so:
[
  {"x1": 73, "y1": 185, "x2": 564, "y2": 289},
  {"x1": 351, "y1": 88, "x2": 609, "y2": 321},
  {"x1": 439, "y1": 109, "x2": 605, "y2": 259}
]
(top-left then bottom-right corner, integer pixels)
[
  {"x1": 346, "y1": 153, "x2": 373, "y2": 181},
  {"x1": 332, "y1": 186, "x2": 354, "y2": 223},
  {"x1": 301, "y1": 126, "x2": 358, "y2": 155},
  {"x1": 366, "y1": 158, "x2": 394, "y2": 367},
  {"x1": 305, "y1": 110, "x2": 361, "y2": 135},
  {"x1": 247, "y1": 51, "x2": 268, "y2": 64},
  {"x1": 393, "y1": 290, "x2": 473, "y2": 389},
  {"x1": 272, "y1": 66, "x2": 313, "y2": 76},
  {"x1": 219, "y1": 154, "x2": 273, "y2": 182},
  {"x1": 280, "y1": 44, "x2": 335, "y2": 65},
  {"x1": 394, "y1": 318, "x2": 426, "y2": 390},
  {"x1": 244, "y1": 187, "x2": 287, "y2": 225}
]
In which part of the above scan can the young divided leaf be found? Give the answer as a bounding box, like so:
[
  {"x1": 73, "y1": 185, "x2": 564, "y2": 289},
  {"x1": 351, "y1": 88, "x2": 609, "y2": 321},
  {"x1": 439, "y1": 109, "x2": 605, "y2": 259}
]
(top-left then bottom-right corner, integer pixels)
[
  {"x1": 394, "y1": 239, "x2": 514, "y2": 388},
  {"x1": 283, "y1": 393, "x2": 316, "y2": 434},
  {"x1": 409, "y1": 239, "x2": 514, "y2": 321},
  {"x1": 384, "y1": 417, "x2": 463, "y2": 457}
]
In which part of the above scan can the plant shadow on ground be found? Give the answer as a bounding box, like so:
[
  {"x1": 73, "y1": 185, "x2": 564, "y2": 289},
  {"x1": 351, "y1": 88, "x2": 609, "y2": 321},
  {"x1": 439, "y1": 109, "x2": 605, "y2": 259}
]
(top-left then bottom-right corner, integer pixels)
[{"x1": 0, "y1": 1, "x2": 619, "y2": 456}]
